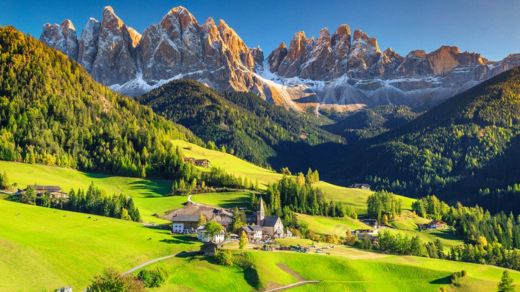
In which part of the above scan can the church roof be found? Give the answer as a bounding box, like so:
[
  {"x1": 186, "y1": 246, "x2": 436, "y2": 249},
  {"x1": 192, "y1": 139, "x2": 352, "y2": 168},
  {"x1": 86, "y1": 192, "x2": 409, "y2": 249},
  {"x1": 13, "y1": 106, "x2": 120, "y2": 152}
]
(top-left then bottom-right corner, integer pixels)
[{"x1": 263, "y1": 216, "x2": 280, "y2": 227}]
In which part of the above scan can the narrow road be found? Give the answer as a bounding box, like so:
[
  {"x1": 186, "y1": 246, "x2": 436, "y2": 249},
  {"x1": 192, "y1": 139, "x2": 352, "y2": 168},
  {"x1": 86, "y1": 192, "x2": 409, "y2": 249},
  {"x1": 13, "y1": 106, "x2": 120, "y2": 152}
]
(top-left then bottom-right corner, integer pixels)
[
  {"x1": 264, "y1": 280, "x2": 320, "y2": 292},
  {"x1": 122, "y1": 254, "x2": 176, "y2": 275}
]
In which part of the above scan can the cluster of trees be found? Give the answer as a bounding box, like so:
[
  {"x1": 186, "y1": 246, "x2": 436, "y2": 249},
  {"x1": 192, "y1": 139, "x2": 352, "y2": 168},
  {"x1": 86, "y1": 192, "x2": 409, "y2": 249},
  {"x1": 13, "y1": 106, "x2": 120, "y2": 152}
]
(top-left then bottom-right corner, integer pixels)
[
  {"x1": 448, "y1": 242, "x2": 520, "y2": 271},
  {"x1": 87, "y1": 269, "x2": 144, "y2": 292},
  {"x1": 264, "y1": 176, "x2": 348, "y2": 218},
  {"x1": 366, "y1": 191, "x2": 402, "y2": 224},
  {"x1": 413, "y1": 195, "x2": 520, "y2": 249},
  {"x1": 171, "y1": 166, "x2": 259, "y2": 195},
  {"x1": 87, "y1": 267, "x2": 169, "y2": 291},
  {"x1": 137, "y1": 267, "x2": 168, "y2": 288},
  {"x1": 18, "y1": 184, "x2": 141, "y2": 222},
  {"x1": 66, "y1": 185, "x2": 141, "y2": 222},
  {"x1": 0, "y1": 27, "x2": 199, "y2": 179},
  {"x1": 0, "y1": 171, "x2": 8, "y2": 189},
  {"x1": 369, "y1": 230, "x2": 426, "y2": 256}
]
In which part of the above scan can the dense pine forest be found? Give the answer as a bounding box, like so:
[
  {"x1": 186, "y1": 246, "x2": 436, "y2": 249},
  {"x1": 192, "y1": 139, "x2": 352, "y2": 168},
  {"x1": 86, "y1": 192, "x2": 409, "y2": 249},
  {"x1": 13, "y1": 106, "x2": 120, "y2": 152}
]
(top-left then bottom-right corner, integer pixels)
[
  {"x1": 324, "y1": 68, "x2": 520, "y2": 213},
  {"x1": 0, "y1": 27, "x2": 200, "y2": 178},
  {"x1": 138, "y1": 80, "x2": 341, "y2": 166}
]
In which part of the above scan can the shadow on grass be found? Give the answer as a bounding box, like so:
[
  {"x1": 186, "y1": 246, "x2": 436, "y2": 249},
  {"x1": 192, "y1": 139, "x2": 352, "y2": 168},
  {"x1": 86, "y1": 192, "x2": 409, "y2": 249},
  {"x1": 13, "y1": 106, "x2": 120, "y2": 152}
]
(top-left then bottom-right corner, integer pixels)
[
  {"x1": 176, "y1": 251, "x2": 200, "y2": 258},
  {"x1": 128, "y1": 180, "x2": 170, "y2": 198},
  {"x1": 213, "y1": 195, "x2": 251, "y2": 209},
  {"x1": 429, "y1": 275, "x2": 452, "y2": 284},
  {"x1": 244, "y1": 266, "x2": 260, "y2": 289},
  {"x1": 160, "y1": 235, "x2": 199, "y2": 245}
]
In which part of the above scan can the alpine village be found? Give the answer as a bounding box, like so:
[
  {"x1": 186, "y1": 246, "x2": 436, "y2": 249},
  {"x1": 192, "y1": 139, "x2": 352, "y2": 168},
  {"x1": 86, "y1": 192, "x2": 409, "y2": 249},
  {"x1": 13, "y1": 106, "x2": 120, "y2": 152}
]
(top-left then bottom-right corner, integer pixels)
[{"x1": 1, "y1": 2, "x2": 520, "y2": 292}]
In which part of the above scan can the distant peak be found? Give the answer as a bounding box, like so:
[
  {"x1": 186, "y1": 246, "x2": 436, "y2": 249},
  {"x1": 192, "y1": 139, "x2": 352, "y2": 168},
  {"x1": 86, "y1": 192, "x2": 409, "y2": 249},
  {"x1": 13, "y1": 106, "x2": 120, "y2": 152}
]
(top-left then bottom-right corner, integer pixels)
[
  {"x1": 335, "y1": 24, "x2": 351, "y2": 36},
  {"x1": 61, "y1": 19, "x2": 75, "y2": 30},
  {"x1": 103, "y1": 6, "x2": 115, "y2": 15}
]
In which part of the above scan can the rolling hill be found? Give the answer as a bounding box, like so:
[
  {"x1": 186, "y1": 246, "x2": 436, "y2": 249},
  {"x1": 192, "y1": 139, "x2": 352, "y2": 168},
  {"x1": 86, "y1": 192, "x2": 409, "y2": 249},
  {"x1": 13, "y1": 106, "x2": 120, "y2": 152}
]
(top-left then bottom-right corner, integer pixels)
[
  {"x1": 0, "y1": 26, "x2": 199, "y2": 179},
  {"x1": 138, "y1": 80, "x2": 342, "y2": 167},
  {"x1": 0, "y1": 199, "x2": 517, "y2": 291}
]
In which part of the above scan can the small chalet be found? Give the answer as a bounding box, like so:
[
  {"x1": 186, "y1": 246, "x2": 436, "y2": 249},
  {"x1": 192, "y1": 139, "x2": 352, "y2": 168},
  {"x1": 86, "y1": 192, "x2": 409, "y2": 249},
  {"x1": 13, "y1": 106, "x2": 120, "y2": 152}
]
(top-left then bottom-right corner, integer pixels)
[
  {"x1": 360, "y1": 219, "x2": 380, "y2": 229},
  {"x1": 171, "y1": 215, "x2": 200, "y2": 234},
  {"x1": 241, "y1": 225, "x2": 263, "y2": 243},
  {"x1": 197, "y1": 226, "x2": 225, "y2": 244},
  {"x1": 16, "y1": 185, "x2": 68, "y2": 199},
  {"x1": 353, "y1": 229, "x2": 379, "y2": 240},
  {"x1": 419, "y1": 220, "x2": 447, "y2": 230},
  {"x1": 350, "y1": 184, "x2": 371, "y2": 191},
  {"x1": 183, "y1": 157, "x2": 210, "y2": 168}
]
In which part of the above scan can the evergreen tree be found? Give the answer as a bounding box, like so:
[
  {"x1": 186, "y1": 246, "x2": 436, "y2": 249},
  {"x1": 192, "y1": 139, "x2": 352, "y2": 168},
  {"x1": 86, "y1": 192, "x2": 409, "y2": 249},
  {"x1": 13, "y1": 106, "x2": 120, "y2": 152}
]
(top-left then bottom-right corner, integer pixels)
[
  {"x1": 239, "y1": 231, "x2": 248, "y2": 249},
  {"x1": 498, "y1": 271, "x2": 515, "y2": 292}
]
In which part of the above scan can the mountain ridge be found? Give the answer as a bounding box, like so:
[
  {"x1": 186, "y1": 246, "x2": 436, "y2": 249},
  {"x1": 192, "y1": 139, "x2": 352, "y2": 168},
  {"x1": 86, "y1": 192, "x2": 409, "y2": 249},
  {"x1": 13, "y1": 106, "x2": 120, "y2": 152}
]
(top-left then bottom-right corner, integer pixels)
[{"x1": 40, "y1": 6, "x2": 520, "y2": 112}]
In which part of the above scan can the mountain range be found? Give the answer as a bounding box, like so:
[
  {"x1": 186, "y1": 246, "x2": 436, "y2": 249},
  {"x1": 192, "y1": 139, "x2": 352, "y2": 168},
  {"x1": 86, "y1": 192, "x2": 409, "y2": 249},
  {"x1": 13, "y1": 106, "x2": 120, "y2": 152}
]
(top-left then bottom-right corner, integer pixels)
[{"x1": 40, "y1": 6, "x2": 520, "y2": 112}]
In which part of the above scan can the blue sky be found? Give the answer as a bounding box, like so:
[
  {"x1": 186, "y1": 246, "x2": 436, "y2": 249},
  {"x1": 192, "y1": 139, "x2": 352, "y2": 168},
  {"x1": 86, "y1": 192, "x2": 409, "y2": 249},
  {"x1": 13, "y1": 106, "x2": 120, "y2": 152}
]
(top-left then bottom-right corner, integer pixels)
[{"x1": 1, "y1": 0, "x2": 519, "y2": 60}]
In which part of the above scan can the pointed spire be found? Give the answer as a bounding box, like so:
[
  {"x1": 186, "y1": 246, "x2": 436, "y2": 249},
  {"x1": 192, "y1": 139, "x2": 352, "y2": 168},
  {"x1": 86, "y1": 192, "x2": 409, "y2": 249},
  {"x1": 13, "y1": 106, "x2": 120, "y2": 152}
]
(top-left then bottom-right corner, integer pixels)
[{"x1": 257, "y1": 197, "x2": 265, "y2": 226}]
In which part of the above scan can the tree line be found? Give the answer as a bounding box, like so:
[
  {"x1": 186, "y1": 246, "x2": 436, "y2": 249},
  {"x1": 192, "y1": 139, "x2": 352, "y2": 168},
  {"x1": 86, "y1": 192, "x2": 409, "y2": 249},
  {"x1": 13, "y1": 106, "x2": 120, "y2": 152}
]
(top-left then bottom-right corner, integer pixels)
[
  {"x1": 263, "y1": 175, "x2": 352, "y2": 218},
  {"x1": 17, "y1": 183, "x2": 141, "y2": 222}
]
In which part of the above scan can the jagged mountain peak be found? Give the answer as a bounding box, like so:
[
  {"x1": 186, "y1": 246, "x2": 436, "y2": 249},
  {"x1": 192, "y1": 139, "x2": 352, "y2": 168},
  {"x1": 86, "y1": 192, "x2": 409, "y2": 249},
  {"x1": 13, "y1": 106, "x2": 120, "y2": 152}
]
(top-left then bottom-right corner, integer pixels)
[
  {"x1": 335, "y1": 24, "x2": 351, "y2": 36},
  {"x1": 40, "y1": 6, "x2": 520, "y2": 112}
]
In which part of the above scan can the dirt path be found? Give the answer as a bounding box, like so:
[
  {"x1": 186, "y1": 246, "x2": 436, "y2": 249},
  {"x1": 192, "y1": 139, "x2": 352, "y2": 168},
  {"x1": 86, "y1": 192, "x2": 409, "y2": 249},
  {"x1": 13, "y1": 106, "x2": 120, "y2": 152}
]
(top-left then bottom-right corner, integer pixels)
[
  {"x1": 263, "y1": 280, "x2": 320, "y2": 292},
  {"x1": 122, "y1": 254, "x2": 176, "y2": 275}
]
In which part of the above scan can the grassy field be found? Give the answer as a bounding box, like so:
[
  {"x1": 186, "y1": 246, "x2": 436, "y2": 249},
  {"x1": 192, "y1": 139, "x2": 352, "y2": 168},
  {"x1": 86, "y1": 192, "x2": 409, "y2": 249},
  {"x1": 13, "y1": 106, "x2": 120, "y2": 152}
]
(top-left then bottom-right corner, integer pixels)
[
  {"x1": 172, "y1": 139, "x2": 283, "y2": 188},
  {"x1": 172, "y1": 139, "x2": 405, "y2": 214},
  {"x1": 191, "y1": 191, "x2": 252, "y2": 209},
  {"x1": 0, "y1": 199, "x2": 200, "y2": 291},
  {"x1": 0, "y1": 198, "x2": 518, "y2": 291},
  {"x1": 136, "y1": 247, "x2": 520, "y2": 292},
  {"x1": 0, "y1": 161, "x2": 183, "y2": 223},
  {"x1": 297, "y1": 213, "x2": 370, "y2": 236},
  {"x1": 388, "y1": 211, "x2": 463, "y2": 248}
]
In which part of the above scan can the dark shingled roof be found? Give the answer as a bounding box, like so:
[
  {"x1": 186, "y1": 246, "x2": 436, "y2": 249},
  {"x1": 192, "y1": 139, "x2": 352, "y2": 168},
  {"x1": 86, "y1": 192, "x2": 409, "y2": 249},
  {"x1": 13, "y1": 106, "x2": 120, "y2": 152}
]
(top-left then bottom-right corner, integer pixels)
[
  {"x1": 263, "y1": 216, "x2": 280, "y2": 227},
  {"x1": 243, "y1": 225, "x2": 262, "y2": 233},
  {"x1": 172, "y1": 215, "x2": 199, "y2": 222}
]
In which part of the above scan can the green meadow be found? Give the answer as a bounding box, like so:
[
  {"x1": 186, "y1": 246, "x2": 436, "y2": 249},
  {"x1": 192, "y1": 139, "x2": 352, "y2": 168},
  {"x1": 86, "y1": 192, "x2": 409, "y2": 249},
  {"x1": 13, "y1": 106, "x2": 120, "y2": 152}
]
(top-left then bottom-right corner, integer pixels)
[
  {"x1": 0, "y1": 160, "x2": 182, "y2": 223},
  {"x1": 190, "y1": 191, "x2": 253, "y2": 209},
  {"x1": 0, "y1": 199, "x2": 200, "y2": 291}
]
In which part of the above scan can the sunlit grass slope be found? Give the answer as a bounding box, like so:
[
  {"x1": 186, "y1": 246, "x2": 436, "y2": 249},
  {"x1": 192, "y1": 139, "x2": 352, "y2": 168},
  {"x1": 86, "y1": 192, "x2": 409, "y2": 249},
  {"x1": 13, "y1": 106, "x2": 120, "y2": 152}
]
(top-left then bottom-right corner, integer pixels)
[{"x1": 0, "y1": 160, "x2": 182, "y2": 223}]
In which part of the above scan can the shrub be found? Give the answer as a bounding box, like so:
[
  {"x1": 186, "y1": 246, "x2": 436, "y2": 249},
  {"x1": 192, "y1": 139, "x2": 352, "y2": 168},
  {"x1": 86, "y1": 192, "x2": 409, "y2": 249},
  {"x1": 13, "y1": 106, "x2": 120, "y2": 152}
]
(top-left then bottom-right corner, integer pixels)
[
  {"x1": 137, "y1": 267, "x2": 168, "y2": 288},
  {"x1": 450, "y1": 270, "x2": 467, "y2": 287},
  {"x1": 215, "y1": 249, "x2": 234, "y2": 266},
  {"x1": 87, "y1": 269, "x2": 144, "y2": 292}
]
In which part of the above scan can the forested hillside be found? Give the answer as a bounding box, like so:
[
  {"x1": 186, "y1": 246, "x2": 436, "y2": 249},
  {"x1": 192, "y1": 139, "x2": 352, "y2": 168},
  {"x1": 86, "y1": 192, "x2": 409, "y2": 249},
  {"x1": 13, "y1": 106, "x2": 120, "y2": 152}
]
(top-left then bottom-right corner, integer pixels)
[
  {"x1": 323, "y1": 105, "x2": 420, "y2": 142},
  {"x1": 138, "y1": 80, "x2": 342, "y2": 166},
  {"x1": 0, "y1": 26, "x2": 199, "y2": 178},
  {"x1": 328, "y1": 67, "x2": 520, "y2": 212}
]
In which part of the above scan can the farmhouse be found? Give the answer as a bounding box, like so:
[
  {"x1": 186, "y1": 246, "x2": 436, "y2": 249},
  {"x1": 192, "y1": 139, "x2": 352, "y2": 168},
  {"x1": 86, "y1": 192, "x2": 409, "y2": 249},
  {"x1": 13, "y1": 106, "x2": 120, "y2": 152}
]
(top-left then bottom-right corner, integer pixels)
[
  {"x1": 353, "y1": 229, "x2": 379, "y2": 240},
  {"x1": 360, "y1": 219, "x2": 380, "y2": 229},
  {"x1": 241, "y1": 225, "x2": 263, "y2": 242},
  {"x1": 350, "y1": 183, "x2": 371, "y2": 191},
  {"x1": 171, "y1": 215, "x2": 199, "y2": 234},
  {"x1": 165, "y1": 202, "x2": 233, "y2": 233},
  {"x1": 419, "y1": 220, "x2": 447, "y2": 230},
  {"x1": 196, "y1": 226, "x2": 225, "y2": 244},
  {"x1": 183, "y1": 157, "x2": 210, "y2": 168},
  {"x1": 16, "y1": 185, "x2": 68, "y2": 199}
]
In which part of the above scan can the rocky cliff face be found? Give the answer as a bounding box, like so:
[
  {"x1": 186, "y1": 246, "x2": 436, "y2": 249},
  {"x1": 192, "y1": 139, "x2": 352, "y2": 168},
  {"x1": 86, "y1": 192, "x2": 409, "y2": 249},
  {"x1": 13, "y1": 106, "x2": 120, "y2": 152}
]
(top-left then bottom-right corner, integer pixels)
[{"x1": 40, "y1": 6, "x2": 520, "y2": 112}]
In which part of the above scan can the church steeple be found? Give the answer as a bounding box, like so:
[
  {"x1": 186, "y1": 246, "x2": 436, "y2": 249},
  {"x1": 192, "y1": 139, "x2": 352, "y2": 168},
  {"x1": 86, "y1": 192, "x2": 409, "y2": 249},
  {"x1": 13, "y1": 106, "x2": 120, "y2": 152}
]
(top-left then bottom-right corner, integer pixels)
[{"x1": 257, "y1": 197, "x2": 265, "y2": 226}]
